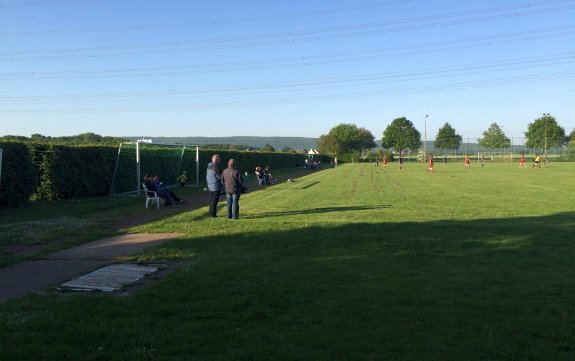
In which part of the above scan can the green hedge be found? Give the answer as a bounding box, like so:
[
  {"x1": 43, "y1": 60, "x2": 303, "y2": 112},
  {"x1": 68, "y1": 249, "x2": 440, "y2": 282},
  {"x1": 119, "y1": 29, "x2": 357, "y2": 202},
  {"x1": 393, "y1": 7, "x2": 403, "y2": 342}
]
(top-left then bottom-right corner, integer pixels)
[
  {"x1": 0, "y1": 142, "x2": 36, "y2": 206},
  {"x1": 1, "y1": 142, "x2": 331, "y2": 203},
  {"x1": 33, "y1": 145, "x2": 118, "y2": 200}
]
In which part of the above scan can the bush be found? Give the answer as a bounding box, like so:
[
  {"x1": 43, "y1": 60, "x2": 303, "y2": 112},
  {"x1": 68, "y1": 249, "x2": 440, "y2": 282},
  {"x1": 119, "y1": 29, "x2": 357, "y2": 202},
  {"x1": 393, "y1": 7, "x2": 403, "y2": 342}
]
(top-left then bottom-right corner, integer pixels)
[{"x1": 0, "y1": 142, "x2": 36, "y2": 207}]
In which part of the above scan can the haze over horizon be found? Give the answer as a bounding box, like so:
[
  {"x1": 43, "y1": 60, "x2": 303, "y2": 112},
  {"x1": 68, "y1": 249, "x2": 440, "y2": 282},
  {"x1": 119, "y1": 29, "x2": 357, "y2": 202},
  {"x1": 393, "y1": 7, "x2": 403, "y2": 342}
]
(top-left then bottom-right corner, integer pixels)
[{"x1": 1, "y1": 0, "x2": 574, "y2": 139}]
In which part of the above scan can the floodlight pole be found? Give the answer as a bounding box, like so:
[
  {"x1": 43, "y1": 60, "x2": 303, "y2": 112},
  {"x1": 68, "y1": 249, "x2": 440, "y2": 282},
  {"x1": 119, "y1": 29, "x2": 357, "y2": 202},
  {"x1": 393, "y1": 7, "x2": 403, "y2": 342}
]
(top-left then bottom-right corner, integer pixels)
[
  {"x1": 543, "y1": 113, "x2": 549, "y2": 155},
  {"x1": 423, "y1": 114, "x2": 428, "y2": 158}
]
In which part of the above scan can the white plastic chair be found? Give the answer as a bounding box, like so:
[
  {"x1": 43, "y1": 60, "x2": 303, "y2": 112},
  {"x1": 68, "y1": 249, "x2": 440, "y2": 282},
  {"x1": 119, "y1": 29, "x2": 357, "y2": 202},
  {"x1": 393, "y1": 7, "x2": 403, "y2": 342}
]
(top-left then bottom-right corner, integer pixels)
[{"x1": 142, "y1": 183, "x2": 160, "y2": 210}]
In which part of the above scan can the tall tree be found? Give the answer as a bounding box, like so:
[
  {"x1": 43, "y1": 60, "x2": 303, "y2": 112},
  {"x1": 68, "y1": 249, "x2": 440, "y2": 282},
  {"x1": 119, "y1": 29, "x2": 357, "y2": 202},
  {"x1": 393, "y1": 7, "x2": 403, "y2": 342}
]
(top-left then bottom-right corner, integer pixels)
[
  {"x1": 317, "y1": 123, "x2": 375, "y2": 154},
  {"x1": 434, "y1": 122, "x2": 462, "y2": 152},
  {"x1": 525, "y1": 115, "x2": 566, "y2": 149},
  {"x1": 478, "y1": 123, "x2": 511, "y2": 149},
  {"x1": 569, "y1": 129, "x2": 575, "y2": 149},
  {"x1": 358, "y1": 127, "x2": 376, "y2": 150},
  {"x1": 382, "y1": 117, "x2": 421, "y2": 156}
]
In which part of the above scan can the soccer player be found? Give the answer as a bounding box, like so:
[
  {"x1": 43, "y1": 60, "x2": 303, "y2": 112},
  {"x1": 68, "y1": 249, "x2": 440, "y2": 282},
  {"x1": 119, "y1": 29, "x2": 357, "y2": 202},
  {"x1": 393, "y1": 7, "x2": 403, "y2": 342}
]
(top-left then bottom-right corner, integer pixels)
[
  {"x1": 465, "y1": 154, "x2": 471, "y2": 168},
  {"x1": 383, "y1": 155, "x2": 388, "y2": 168},
  {"x1": 399, "y1": 157, "x2": 404, "y2": 170},
  {"x1": 543, "y1": 155, "x2": 550, "y2": 166},
  {"x1": 427, "y1": 154, "x2": 434, "y2": 172},
  {"x1": 519, "y1": 154, "x2": 526, "y2": 168},
  {"x1": 533, "y1": 154, "x2": 541, "y2": 168}
]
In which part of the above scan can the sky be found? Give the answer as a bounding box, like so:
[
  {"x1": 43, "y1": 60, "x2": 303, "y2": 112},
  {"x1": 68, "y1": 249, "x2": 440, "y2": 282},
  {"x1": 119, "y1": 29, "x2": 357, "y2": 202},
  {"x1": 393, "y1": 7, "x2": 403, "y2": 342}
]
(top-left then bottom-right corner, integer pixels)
[{"x1": 1, "y1": 0, "x2": 574, "y2": 141}]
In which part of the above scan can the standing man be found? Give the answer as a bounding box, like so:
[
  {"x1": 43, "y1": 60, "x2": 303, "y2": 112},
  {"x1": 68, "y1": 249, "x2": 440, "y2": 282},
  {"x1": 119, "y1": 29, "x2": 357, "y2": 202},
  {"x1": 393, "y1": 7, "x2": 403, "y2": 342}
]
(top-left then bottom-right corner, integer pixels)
[
  {"x1": 465, "y1": 154, "x2": 471, "y2": 169},
  {"x1": 222, "y1": 158, "x2": 243, "y2": 220},
  {"x1": 427, "y1": 154, "x2": 434, "y2": 172},
  {"x1": 206, "y1": 154, "x2": 222, "y2": 218}
]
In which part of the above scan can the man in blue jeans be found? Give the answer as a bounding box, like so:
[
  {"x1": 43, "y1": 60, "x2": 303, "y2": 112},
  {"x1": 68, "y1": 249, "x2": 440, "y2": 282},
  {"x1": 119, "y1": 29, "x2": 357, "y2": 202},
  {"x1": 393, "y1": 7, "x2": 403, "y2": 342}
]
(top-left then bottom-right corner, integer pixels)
[{"x1": 221, "y1": 158, "x2": 243, "y2": 219}]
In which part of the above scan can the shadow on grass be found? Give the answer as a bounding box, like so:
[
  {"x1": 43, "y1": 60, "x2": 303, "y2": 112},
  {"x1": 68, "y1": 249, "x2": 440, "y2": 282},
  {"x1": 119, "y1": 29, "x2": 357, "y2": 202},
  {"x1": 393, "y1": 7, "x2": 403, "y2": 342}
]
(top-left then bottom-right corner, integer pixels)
[
  {"x1": 241, "y1": 205, "x2": 391, "y2": 219},
  {"x1": 1, "y1": 213, "x2": 574, "y2": 361},
  {"x1": 95, "y1": 212, "x2": 575, "y2": 360}
]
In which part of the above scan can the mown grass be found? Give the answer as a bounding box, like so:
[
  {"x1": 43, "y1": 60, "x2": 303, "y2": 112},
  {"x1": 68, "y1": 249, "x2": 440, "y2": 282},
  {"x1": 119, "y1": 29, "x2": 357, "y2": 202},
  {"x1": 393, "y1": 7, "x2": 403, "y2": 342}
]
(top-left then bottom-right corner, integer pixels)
[{"x1": 1, "y1": 162, "x2": 574, "y2": 360}]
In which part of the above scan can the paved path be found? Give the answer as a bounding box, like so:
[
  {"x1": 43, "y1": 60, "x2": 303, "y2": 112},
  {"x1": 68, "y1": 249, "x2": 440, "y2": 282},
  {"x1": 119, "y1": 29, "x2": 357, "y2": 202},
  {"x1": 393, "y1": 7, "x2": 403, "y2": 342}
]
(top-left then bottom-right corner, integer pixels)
[{"x1": 0, "y1": 233, "x2": 179, "y2": 302}]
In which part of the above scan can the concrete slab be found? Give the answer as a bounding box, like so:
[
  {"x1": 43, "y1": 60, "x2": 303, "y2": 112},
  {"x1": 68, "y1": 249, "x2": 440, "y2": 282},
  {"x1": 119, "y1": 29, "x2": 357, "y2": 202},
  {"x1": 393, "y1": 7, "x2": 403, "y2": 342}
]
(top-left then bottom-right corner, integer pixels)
[{"x1": 61, "y1": 264, "x2": 161, "y2": 292}]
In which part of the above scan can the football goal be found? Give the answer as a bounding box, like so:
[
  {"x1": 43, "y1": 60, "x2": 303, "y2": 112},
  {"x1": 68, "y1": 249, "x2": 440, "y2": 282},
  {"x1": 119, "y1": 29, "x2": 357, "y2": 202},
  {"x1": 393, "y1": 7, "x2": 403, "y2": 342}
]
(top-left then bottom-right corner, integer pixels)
[
  {"x1": 110, "y1": 142, "x2": 199, "y2": 196},
  {"x1": 476, "y1": 151, "x2": 515, "y2": 163}
]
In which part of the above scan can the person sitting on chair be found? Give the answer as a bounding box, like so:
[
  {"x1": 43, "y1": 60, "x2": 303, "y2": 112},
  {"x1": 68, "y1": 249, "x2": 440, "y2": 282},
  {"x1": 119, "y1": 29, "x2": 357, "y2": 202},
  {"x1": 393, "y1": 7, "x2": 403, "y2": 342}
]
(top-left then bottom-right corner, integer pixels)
[
  {"x1": 255, "y1": 166, "x2": 267, "y2": 185},
  {"x1": 263, "y1": 165, "x2": 276, "y2": 185},
  {"x1": 145, "y1": 175, "x2": 185, "y2": 205}
]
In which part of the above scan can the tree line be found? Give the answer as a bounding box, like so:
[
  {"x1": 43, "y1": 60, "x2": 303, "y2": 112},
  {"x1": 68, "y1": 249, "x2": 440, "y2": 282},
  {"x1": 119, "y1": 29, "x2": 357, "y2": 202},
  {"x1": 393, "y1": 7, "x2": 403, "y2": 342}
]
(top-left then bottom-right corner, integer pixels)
[
  {"x1": 0, "y1": 132, "x2": 127, "y2": 146},
  {"x1": 317, "y1": 116, "x2": 575, "y2": 155}
]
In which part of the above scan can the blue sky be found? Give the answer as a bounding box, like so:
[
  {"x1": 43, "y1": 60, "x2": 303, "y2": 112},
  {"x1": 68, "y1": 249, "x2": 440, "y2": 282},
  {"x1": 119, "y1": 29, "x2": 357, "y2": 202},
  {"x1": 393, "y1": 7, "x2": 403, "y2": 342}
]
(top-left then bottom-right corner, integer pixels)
[{"x1": 1, "y1": 0, "x2": 574, "y2": 141}]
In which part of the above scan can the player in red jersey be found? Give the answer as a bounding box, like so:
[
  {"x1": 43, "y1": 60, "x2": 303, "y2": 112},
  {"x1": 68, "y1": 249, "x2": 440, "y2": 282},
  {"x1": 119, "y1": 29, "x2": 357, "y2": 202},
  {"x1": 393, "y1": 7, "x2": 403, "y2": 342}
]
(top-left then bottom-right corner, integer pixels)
[
  {"x1": 465, "y1": 154, "x2": 471, "y2": 168},
  {"x1": 383, "y1": 155, "x2": 388, "y2": 168},
  {"x1": 427, "y1": 154, "x2": 434, "y2": 172},
  {"x1": 519, "y1": 154, "x2": 526, "y2": 168}
]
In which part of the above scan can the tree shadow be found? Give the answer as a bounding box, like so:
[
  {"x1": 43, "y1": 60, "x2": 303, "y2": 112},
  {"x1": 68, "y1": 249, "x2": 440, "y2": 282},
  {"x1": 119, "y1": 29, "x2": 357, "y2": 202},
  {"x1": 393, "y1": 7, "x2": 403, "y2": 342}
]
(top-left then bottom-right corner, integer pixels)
[{"x1": 241, "y1": 205, "x2": 391, "y2": 219}]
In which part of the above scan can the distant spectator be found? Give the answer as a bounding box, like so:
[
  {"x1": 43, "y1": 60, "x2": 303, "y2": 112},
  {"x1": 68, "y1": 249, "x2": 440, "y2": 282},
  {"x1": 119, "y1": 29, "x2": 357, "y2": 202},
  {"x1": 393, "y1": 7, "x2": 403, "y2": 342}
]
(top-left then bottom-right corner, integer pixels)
[
  {"x1": 255, "y1": 166, "x2": 266, "y2": 186},
  {"x1": 263, "y1": 166, "x2": 276, "y2": 184}
]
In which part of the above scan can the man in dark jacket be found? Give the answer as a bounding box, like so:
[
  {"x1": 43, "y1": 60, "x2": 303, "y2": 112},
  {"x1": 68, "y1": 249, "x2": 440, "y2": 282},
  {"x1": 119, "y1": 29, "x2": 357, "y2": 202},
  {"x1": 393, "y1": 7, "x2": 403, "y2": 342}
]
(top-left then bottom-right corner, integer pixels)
[
  {"x1": 206, "y1": 154, "x2": 222, "y2": 217},
  {"x1": 221, "y1": 158, "x2": 243, "y2": 219}
]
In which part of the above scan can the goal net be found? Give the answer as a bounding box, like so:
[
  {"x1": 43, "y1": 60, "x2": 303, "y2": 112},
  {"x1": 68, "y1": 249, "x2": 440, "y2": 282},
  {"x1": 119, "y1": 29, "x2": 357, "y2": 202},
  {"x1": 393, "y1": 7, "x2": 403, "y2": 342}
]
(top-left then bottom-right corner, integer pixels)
[
  {"x1": 476, "y1": 151, "x2": 515, "y2": 163},
  {"x1": 110, "y1": 142, "x2": 199, "y2": 196}
]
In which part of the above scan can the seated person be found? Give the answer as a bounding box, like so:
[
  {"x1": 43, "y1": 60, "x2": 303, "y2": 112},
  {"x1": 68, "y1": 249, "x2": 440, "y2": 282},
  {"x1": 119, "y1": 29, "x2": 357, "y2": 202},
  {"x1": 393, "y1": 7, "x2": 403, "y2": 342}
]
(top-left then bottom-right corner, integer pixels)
[
  {"x1": 145, "y1": 174, "x2": 186, "y2": 205},
  {"x1": 262, "y1": 166, "x2": 276, "y2": 184},
  {"x1": 255, "y1": 166, "x2": 266, "y2": 185}
]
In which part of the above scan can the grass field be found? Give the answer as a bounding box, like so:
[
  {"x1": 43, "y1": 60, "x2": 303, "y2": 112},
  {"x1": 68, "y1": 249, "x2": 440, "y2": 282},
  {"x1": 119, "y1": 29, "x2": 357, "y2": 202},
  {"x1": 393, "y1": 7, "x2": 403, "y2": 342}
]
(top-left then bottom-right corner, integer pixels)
[{"x1": 1, "y1": 162, "x2": 574, "y2": 360}]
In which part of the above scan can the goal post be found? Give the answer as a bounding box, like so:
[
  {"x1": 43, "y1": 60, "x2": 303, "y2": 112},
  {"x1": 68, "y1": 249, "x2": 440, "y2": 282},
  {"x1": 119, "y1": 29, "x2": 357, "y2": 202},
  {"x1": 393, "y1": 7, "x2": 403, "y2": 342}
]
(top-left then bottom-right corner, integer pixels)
[{"x1": 111, "y1": 142, "x2": 199, "y2": 196}]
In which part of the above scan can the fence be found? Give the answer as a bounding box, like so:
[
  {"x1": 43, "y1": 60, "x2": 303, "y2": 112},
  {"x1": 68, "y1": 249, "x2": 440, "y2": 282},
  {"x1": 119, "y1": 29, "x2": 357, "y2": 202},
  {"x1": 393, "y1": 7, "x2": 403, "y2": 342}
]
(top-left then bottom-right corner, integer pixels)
[{"x1": 410, "y1": 137, "x2": 575, "y2": 162}]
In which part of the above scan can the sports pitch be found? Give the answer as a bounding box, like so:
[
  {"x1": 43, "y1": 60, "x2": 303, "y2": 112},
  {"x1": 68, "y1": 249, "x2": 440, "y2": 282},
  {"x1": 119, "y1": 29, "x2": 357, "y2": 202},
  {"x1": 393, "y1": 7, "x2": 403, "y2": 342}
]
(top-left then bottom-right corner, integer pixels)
[{"x1": 1, "y1": 162, "x2": 574, "y2": 360}]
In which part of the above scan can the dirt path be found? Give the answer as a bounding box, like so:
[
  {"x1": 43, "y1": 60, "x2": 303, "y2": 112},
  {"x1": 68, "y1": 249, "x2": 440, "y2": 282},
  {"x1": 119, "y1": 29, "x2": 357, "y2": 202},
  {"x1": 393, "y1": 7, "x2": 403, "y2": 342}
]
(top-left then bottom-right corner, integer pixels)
[{"x1": 0, "y1": 233, "x2": 179, "y2": 302}]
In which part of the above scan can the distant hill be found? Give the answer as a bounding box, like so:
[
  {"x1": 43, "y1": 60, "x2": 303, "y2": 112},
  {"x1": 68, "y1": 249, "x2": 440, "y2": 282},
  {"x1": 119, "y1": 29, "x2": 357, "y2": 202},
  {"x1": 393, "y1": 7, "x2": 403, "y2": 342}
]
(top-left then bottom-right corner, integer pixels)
[{"x1": 125, "y1": 136, "x2": 318, "y2": 150}]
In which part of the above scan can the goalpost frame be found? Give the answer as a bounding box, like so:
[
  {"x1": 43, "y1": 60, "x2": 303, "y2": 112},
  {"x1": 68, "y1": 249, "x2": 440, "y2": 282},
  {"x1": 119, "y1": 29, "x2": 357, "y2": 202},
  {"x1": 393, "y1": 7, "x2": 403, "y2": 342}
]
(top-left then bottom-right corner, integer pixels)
[
  {"x1": 111, "y1": 141, "x2": 200, "y2": 196},
  {"x1": 476, "y1": 151, "x2": 515, "y2": 163}
]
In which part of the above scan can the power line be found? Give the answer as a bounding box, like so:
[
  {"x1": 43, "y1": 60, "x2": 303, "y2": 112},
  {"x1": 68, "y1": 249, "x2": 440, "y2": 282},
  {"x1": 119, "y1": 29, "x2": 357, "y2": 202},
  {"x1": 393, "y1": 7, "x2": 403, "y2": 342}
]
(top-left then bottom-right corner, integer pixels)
[
  {"x1": 2, "y1": 53, "x2": 573, "y2": 104},
  {"x1": 1, "y1": 1, "x2": 573, "y2": 60},
  {"x1": 0, "y1": 0, "x2": 105, "y2": 8},
  {"x1": 0, "y1": 0, "x2": 424, "y2": 35},
  {"x1": 3, "y1": 70, "x2": 573, "y2": 113},
  {"x1": 2, "y1": 26, "x2": 573, "y2": 79}
]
